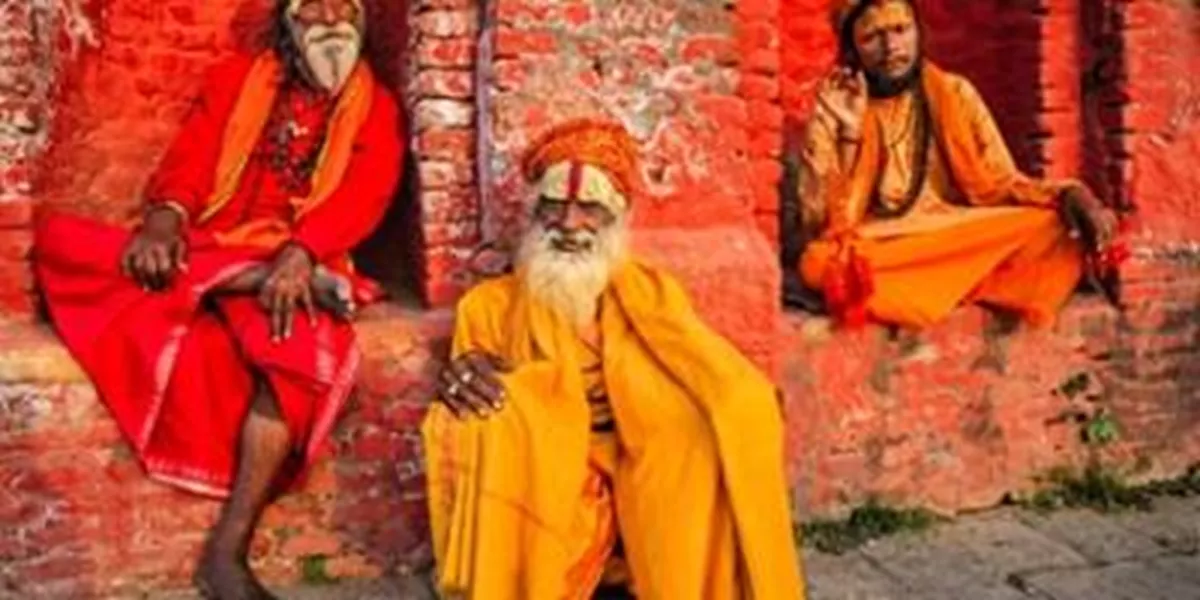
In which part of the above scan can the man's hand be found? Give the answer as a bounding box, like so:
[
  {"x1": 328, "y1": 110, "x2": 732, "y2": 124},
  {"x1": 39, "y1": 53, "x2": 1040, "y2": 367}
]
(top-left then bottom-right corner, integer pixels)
[
  {"x1": 436, "y1": 350, "x2": 511, "y2": 419},
  {"x1": 121, "y1": 206, "x2": 187, "y2": 291},
  {"x1": 816, "y1": 66, "x2": 868, "y2": 141},
  {"x1": 259, "y1": 244, "x2": 316, "y2": 343},
  {"x1": 1061, "y1": 185, "x2": 1118, "y2": 252}
]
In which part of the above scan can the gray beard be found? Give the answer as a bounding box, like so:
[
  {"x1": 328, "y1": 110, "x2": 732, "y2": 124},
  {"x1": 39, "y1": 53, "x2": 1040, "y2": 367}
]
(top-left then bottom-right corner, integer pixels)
[
  {"x1": 289, "y1": 22, "x2": 362, "y2": 93},
  {"x1": 515, "y1": 219, "x2": 630, "y2": 328}
]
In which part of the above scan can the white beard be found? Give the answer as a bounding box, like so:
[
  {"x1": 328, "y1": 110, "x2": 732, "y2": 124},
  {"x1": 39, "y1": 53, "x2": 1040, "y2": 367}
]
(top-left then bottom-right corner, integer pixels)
[
  {"x1": 293, "y1": 22, "x2": 362, "y2": 93},
  {"x1": 515, "y1": 217, "x2": 630, "y2": 328}
]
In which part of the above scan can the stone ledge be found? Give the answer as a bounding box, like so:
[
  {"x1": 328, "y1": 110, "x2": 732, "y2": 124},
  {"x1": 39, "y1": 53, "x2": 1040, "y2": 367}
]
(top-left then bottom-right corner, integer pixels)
[
  {"x1": 779, "y1": 263, "x2": 1200, "y2": 517},
  {"x1": 5, "y1": 254, "x2": 1200, "y2": 596},
  {"x1": 0, "y1": 304, "x2": 455, "y2": 387}
]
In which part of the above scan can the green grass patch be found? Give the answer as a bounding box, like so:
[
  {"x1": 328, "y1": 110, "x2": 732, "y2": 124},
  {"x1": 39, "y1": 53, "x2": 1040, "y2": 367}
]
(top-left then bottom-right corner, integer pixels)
[
  {"x1": 299, "y1": 554, "x2": 337, "y2": 586},
  {"x1": 1014, "y1": 464, "x2": 1200, "y2": 514},
  {"x1": 799, "y1": 500, "x2": 940, "y2": 554}
]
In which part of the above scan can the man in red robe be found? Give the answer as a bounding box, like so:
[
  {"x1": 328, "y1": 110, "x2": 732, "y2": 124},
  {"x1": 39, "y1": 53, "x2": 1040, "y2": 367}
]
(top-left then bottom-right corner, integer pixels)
[{"x1": 34, "y1": 0, "x2": 403, "y2": 597}]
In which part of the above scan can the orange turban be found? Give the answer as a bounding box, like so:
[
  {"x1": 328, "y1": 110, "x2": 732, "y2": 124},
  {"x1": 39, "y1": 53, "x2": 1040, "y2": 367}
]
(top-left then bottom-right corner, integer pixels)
[{"x1": 521, "y1": 119, "x2": 641, "y2": 202}]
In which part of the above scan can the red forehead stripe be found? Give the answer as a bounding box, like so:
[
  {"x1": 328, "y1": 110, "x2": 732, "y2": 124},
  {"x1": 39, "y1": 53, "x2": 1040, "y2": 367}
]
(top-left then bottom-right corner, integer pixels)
[{"x1": 567, "y1": 161, "x2": 584, "y2": 201}]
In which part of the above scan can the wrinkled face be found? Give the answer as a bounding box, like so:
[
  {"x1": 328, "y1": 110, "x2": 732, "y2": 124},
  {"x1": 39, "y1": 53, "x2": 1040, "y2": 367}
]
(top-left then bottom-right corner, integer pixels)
[
  {"x1": 516, "y1": 162, "x2": 630, "y2": 327},
  {"x1": 286, "y1": 0, "x2": 364, "y2": 93},
  {"x1": 852, "y1": 0, "x2": 919, "y2": 84}
]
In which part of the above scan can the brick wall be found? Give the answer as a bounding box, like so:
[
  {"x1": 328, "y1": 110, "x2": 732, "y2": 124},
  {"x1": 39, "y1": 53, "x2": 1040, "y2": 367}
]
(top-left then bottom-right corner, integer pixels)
[
  {"x1": 37, "y1": 0, "x2": 246, "y2": 221},
  {"x1": 739, "y1": 0, "x2": 786, "y2": 246},
  {"x1": 1121, "y1": 0, "x2": 1200, "y2": 242},
  {"x1": 0, "y1": 0, "x2": 63, "y2": 317},
  {"x1": 784, "y1": 277, "x2": 1200, "y2": 515},
  {"x1": 487, "y1": 0, "x2": 758, "y2": 232},
  {"x1": 407, "y1": 0, "x2": 480, "y2": 306}
]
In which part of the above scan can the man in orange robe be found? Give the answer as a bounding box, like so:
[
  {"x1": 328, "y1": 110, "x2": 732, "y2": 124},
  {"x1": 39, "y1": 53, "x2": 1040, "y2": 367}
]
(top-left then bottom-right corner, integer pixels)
[
  {"x1": 794, "y1": 0, "x2": 1120, "y2": 329},
  {"x1": 33, "y1": 0, "x2": 402, "y2": 597},
  {"x1": 422, "y1": 120, "x2": 805, "y2": 599}
]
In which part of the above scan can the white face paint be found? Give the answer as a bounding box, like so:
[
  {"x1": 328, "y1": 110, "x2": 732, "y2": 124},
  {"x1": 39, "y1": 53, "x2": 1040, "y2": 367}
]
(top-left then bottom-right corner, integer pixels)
[{"x1": 285, "y1": 1, "x2": 363, "y2": 94}]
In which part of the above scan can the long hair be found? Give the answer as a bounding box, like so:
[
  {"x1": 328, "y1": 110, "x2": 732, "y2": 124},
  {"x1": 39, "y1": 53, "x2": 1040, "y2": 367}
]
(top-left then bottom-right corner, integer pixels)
[
  {"x1": 835, "y1": 0, "x2": 934, "y2": 217},
  {"x1": 259, "y1": 1, "x2": 305, "y2": 82}
]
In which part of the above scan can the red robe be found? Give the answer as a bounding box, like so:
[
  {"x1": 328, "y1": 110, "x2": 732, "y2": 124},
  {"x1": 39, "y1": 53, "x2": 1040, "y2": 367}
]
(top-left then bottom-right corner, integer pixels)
[{"x1": 34, "y1": 54, "x2": 403, "y2": 497}]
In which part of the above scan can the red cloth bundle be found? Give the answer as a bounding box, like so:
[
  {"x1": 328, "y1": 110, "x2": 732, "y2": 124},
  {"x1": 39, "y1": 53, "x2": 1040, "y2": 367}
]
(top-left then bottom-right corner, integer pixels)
[{"x1": 822, "y1": 246, "x2": 874, "y2": 328}]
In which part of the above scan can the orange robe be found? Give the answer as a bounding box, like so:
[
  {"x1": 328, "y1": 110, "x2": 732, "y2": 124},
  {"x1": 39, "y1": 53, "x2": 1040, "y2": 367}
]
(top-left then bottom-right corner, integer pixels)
[
  {"x1": 34, "y1": 53, "x2": 403, "y2": 496},
  {"x1": 422, "y1": 260, "x2": 805, "y2": 599},
  {"x1": 797, "y1": 63, "x2": 1084, "y2": 328}
]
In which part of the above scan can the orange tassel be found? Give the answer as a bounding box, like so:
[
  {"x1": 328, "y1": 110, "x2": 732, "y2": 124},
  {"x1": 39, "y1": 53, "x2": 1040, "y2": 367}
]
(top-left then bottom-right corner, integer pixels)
[{"x1": 823, "y1": 246, "x2": 874, "y2": 329}]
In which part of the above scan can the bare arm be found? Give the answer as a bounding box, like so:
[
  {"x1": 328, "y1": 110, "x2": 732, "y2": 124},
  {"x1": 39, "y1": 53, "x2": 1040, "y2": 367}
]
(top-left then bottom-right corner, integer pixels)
[{"x1": 797, "y1": 110, "x2": 853, "y2": 240}]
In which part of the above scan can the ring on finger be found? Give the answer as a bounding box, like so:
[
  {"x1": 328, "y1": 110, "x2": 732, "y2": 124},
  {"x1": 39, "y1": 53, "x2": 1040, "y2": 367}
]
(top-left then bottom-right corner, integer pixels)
[
  {"x1": 461, "y1": 371, "x2": 474, "y2": 385},
  {"x1": 446, "y1": 382, "x2": 460, "y2": 397}
]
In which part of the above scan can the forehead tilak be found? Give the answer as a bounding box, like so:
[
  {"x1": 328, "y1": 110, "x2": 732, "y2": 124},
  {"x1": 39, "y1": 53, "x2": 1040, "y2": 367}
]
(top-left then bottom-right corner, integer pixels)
[
  {"x1": 538, "y1": 161, "x2": 627, "y2": 211},
  {"x1": 288, "y1": 0, "x2": 362, "y2": 13},
  {"x1": 855, "y1": 0, "x2": 914, "y2": 35}
]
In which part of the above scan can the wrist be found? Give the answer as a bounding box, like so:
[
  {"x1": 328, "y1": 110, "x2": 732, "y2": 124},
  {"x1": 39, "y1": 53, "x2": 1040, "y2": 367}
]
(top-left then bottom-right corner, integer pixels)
[
  {"x1": 280, "y1": 240, "x2": 316, "y2": 268},
  {"x1": 142, "y1": 204, "x2": 184, "y2": 237},
  {"x1": 146, "y1": 202, "x2": 187, "y2": 227}
]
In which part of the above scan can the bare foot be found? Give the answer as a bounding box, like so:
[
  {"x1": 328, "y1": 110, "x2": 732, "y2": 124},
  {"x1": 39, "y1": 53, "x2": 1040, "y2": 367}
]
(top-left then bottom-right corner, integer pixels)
[
  {"x1": 194, "y1": 553, "x2": 278, "y2": 600},
  {"x1": 311, "y1": 267, "x2": 355, "y2": 319}
]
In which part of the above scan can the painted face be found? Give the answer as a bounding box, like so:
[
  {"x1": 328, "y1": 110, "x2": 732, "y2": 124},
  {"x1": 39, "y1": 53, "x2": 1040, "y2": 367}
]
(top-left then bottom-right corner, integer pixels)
[
  {"x1": 531, "y1": 162, "x2": 624, "y2": 255},
  {"x1": 286, "y1": 0, "x2": 364, "y2": 93},
  {"x1": 852, "y1": 0, "x2": 919, "y2": 82},
  {"x1": 516, "y1": 162, "x2": 630, "y2": 326}
]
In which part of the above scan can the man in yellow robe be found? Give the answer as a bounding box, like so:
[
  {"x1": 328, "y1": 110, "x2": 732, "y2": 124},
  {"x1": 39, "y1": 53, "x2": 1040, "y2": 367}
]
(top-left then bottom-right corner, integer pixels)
[
  {"x1": 421, "y1": 120, "x2": 805, "y2": 599},
  {"x1": 794, "y1": 0, "x2": 1121, "y2": 329}
]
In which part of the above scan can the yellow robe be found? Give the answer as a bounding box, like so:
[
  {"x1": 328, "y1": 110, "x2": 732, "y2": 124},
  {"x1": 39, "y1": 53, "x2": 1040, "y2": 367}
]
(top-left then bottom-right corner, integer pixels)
[
  {"x1": 797, "y1": 63, "x2": 1084, "y2": 328},
  {"x1": 422, "y1": 260, "x2": 805, "y2": 599}
]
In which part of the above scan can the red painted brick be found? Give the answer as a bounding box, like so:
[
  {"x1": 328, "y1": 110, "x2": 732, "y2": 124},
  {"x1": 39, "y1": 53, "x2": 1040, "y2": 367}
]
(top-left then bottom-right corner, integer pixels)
[
  {"x1": 418, "y1": 160, "x2": 475, "y2": 189},
  {"x1": 736, "y1": 0, "x2": 779, "y2": 20},
  {"x1": 562, "y1": 3, "x2": 593, "y2": 27},
  {"x1": 495, "y1": 28, "x2": 558, "y2": 57},
  {"x1": 415, "y1": 69, "x2": 474, "y2": 99},
  {"x1": 496, "y1": 0, "x2": 553, "y2": 24},
  {"x1": 680, "y1": 35, "x2": 738, "y2": 66},
  {"x1": 415, "y1": 10, "x2": 476, "y2": 38},
  {"x1": 744, "y1": 48, "x2": 781, "y2": 74},
  {"x1": 0, "y1": 200, "x2": 32, "y2": 229},
  {"x1": 417, "y1": 38, "x2": 476, "y2": 68},
  {"x1": 747, "y1": 100, "x2": 784, "y2": 132},
  {"x1": 492, "y1": 59, "x2": 528, "y2": 91},
  {"x1": 417, "y1": 129, "x2": 474, "y2": 161}
]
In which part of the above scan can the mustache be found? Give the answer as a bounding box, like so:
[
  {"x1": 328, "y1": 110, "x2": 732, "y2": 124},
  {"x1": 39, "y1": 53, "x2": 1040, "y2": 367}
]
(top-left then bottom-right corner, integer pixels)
[
  {"x1": 543, "y1": 227, "x2": 598, "y2": 253},
  {"x1": 302, "y1": 23, "x2": 360, "y2": 45}
]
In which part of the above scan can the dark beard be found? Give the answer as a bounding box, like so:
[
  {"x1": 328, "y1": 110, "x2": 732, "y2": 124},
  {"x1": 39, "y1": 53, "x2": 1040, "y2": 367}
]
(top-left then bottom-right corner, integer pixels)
[{"x1": 866, "y1": 60, "x2": 923, "y2": 98}]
